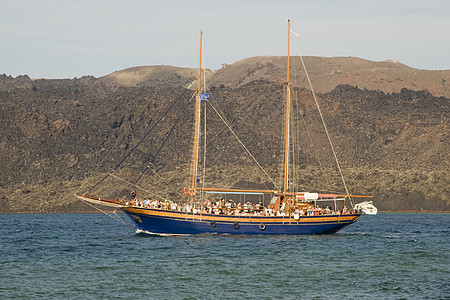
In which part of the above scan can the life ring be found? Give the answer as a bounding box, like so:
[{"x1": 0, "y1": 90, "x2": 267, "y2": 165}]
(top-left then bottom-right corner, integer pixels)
[
  {"x1": 233, "y1": 222, "x2": 240, "y2": 230},
  {"x1": 259, "y1": 223, "x2": 266, "y2": 231},
  {"x1": 189, "y1": 188, "x2": 196, "y2": 196},
  {"x1": 183, "y1": 186, "x2": 190, "y2": 195},
  {"x1": 193, "y1": 208, "x2": 198, "y2": 214},
  {"x1": 287, "y1": 198, "x2": 294, "y2": 206},
  {"x1": 293, "y1": 213, "x2": 300, "y2": 221},
  {"x1": 210, "y1": 221, "x2": 216, "y2": 228}
]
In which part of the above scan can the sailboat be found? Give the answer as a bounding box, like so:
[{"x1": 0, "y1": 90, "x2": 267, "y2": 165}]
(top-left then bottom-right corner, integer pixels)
[{"x1": 76, "y1": 20, "x2": 373, "y2": 235}]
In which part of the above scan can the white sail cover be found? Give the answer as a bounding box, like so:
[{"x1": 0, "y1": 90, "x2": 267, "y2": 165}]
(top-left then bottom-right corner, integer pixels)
[{"x1": 304, "y1": 192, "x2": 319, "y2": 200}]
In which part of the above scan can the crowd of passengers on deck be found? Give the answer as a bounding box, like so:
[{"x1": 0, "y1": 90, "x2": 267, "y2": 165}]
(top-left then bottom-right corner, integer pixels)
[{"x1": 123, "y1": 194, "x2": 358, "y2": 216}]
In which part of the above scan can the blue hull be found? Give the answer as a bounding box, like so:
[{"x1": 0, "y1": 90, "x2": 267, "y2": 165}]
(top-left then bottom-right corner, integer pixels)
[{"x1": 122, "y1": 208, "x2": 359, "y2": 235}]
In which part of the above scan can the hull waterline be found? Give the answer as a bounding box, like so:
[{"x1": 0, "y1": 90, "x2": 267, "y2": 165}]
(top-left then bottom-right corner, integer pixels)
[{"x1": 122, "y1": 207, "x2": 360, "y2": 236}]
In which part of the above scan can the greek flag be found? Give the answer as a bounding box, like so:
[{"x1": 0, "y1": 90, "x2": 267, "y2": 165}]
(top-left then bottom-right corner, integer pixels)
[{"x1": 199, "y1": 93, "x2": 211, "y2": 101}]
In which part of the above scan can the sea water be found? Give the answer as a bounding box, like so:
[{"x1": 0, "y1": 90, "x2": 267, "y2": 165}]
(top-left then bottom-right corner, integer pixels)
[{"x1": 0, "y1": 213, "x2": 448, "y2": 299}]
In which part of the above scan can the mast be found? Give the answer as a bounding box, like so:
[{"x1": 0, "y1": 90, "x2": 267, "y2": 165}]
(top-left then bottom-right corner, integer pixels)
[
  {"x1": 283, "y1": 19, "x2": 291, "y2": 195},
  {"x1": 191, "y1": 30, "x2": 203, "y2": 190}
]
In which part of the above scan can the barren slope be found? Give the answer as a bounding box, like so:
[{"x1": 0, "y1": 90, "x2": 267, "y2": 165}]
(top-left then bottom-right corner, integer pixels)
[
  {"x1": 97, "y1": 56, "x2": 450, "y2": 98},
  {"x1": 99, "y1": 65, "x2": 211, "y2": 88},
  {"x1": 0, "y1": 75, "x2": 448, "y2": 212}
]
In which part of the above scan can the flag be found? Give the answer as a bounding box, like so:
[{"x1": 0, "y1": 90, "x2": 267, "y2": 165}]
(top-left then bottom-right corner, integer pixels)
[{"x1": 199, "y1": 93, "x2": 211, "y2": 101}]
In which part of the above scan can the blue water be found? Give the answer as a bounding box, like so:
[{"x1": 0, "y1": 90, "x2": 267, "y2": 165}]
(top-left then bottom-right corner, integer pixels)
[{"x1": 0, "y1": 213, "x2": 448, "y2": 299}]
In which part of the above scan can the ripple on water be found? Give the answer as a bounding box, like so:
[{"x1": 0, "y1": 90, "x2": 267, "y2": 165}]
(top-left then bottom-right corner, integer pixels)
[{"x1": 0, "y1": 213, "x2": 448, "y2": 299}]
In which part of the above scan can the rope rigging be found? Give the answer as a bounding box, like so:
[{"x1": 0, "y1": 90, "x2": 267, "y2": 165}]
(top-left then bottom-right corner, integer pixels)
[
  {"x1": 205, "y1": 94, "x2": 279, "y2": 190},
  {"x1": 79, "y1": 198, "x2": 135, "y2": 230},
  {"x1": 291, "y1": 34, "x2": 353, "y2": 206},
  {"x1": 131, "y1": 91, "x2": 196, "y2": 189},
  {"x1": 77, "y1": 71, "x2": 195, "y2": 195},
  {"x1": 109, "y1": 173, "x2": 170, "y2": 201},
  {"x1": 81, "y1": 26, "x2": 354, "y2": 208},
  {"x1": 290, "y1": 60, "x2": 335, "y2": 193},
  {"x1": 85, "y1": 83, "x2": 194, "y2": 195}
]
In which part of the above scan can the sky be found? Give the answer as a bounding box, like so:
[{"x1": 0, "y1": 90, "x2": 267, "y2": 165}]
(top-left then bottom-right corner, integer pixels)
[{"x1": 1, "y1": 0, "x2": 449, "y2": 79}]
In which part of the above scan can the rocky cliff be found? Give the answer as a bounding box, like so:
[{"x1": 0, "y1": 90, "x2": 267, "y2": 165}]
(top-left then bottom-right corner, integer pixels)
[{"x1": 0, "y1": 56, "x2": 448, "y2": 213}]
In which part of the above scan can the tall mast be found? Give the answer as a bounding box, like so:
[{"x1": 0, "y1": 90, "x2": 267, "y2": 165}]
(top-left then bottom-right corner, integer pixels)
[
  {"x1": 283, "y1": 19, "x2": 291, "y2": 195},
  {"x1": 191, "y1": 30, "x2": 203, "y2": 190}
]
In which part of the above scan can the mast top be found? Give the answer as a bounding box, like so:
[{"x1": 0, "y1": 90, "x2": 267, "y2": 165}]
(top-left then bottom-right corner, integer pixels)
[{"x1": 286, "y1": 19, "x2": 290, "y2": 84}]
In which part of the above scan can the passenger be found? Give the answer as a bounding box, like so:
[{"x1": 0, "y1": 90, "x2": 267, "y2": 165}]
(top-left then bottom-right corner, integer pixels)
[
  {"x1": 243, "y1": 202, "x2": 249, "y2": 214},
  {"x1": 218, "y1": 201, "x2": 224, "y2": 214},
  {"x1": 235, "y1": 202, "x2": 242, "y2": 215},
  {"x1": 229, "y1": 199, "x2": 235, "y2": 208},
  {"x1": 215, "y1": 204, "x2": 220, "y2": 214},
  {"x1": 225, "y1": 200, "x2": 232, "y2": 214}
]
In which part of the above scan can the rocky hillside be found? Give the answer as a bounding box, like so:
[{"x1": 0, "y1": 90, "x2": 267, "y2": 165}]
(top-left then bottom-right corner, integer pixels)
[{"x1": 0, "y1": 57, "x2": 448, "y2": 213}]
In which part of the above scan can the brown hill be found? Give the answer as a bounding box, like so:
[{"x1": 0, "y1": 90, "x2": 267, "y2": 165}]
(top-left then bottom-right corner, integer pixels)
[
  {"x1": 98, "y1": 56, "x2": 450, "y2": 98},
  {"x1": 99, "y1": 65, "x2": 210, "y2": 88}
]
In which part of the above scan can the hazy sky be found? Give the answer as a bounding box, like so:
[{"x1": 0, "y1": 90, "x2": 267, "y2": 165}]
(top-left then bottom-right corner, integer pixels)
[{"x1": 1, "y1": 0, "x2": 449, "y2": 79}]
